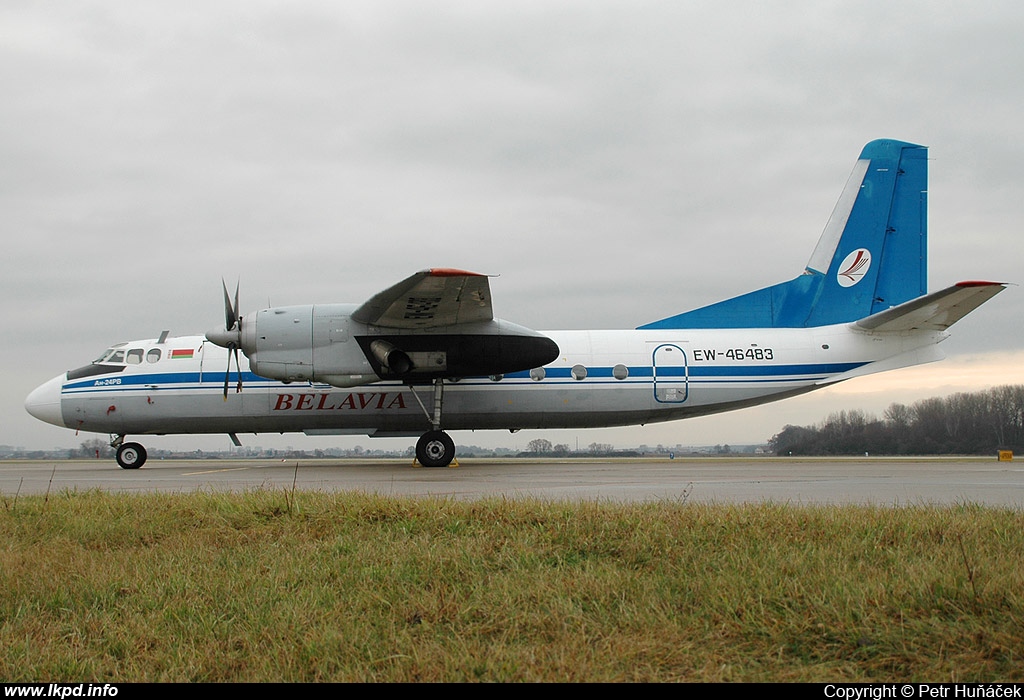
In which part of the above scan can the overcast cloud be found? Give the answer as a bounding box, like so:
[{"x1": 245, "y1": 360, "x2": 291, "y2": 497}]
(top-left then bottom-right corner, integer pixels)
[{"x1": 5, "y1": 1, "x2": 1023, "y2": 453}]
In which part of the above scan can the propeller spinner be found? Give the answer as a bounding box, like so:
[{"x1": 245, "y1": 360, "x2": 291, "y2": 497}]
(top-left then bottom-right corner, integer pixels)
[{"x1": 205, "y1": 280, "x2": 244, "y2": 399}]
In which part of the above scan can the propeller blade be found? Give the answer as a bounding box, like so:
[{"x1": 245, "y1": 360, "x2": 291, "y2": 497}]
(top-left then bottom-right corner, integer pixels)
[
  {"x1": 222, "y1": 279, "x2": 238, "y2": 331},
  {"x1": 234, "y1": 348, "x2": 243, "y2": 394}
]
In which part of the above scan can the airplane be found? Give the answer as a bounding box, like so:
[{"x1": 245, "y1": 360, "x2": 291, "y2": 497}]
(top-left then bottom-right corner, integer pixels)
[{"x1": 25, "y1": 139, "x2": 1006, "y2": 469}]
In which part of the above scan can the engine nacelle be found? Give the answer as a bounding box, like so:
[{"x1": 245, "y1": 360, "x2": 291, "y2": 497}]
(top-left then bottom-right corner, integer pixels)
[
  {"x1": 239, "y1": 303, "x2": 559, "y2": 388},
  {"x1": 242, "y1": 304, "x2": 378, "y2": 387}
]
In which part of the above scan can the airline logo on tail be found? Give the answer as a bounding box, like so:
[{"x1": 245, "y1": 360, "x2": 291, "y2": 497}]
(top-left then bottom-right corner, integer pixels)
[{"x1": 837, "y1": 248, "x2": 871, "y2": 288}]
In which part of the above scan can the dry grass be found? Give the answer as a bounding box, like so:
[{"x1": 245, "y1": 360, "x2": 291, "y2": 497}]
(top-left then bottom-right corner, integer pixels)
[{"x1": 0, "y1": 490, "x2": 1021, "y2": 681}]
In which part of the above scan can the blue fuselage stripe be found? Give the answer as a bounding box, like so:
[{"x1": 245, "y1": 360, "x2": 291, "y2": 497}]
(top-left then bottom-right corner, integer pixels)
[{"x1": 63, "y1": 361, "x2": 866, "y2": 395}]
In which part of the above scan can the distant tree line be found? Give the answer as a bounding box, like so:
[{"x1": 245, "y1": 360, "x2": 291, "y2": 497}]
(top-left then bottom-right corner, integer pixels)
[
  {"x1": 514, "y1": 439, "x2": 643, "y2": 458},
  {"x1": 769, "y1": 385, "x2": 1024, "y2": 456}
]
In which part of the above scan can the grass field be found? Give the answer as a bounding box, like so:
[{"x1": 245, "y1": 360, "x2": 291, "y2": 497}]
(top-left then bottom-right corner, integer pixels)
[{"x1": 1, "y1": 489, "x2": 1021, "y2": 682}]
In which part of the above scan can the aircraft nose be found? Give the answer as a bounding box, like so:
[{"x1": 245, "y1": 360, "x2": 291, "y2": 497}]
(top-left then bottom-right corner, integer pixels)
[{"x1": 25, "y1": 374, "x2": 67, "y2": 428}]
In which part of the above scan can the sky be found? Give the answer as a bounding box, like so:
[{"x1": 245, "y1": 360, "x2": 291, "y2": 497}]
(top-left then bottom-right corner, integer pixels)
[{"x1": 4, "y1": 1, "x2": 1024, "y2": 454}]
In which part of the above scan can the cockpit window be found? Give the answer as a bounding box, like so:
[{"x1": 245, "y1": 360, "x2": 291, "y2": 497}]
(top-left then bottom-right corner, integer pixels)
[
  {"x1": 89, "y1": 343, "x2": 158, "y2": 368},
  {"x1": 94, "y1": 342, "x2": 128, "y2": 363},
  {"x1": 74, "y1": 344, "x2": 134, "y2": 380},
  {"x1": 68, "y1": 363, "x2": 126, "y2": 380},
  {"x1": 93, "y1": 343, "x2": 128, "y2": 364}
]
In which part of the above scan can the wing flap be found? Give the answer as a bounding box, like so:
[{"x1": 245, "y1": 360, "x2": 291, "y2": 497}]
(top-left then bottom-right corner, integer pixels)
[
  {"x1": 853, "y1": 281, "x2": 1006, "y2": 332},
  {"x1": 352, "y1": 268, "x2": 493, "y2": 328}
]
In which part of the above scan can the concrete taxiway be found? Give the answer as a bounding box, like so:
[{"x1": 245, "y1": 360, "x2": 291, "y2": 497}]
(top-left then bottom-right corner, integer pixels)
[{"x1": 1, "y1": 456, "x2": 1022, "y2": 507}]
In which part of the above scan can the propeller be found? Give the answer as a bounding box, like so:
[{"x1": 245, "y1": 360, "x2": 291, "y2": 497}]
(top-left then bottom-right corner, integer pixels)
[{"x1": 206, "y1": 280, "x2": 245, "y2": 400}]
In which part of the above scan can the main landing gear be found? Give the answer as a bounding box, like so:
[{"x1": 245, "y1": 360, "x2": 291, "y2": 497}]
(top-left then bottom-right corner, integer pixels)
[
  {"x1": 415, "y1": 430, "x2": 456, "y2": 468},
  {"x1": 409, "y1": 379, "x2": 457, "y2": 468},
  {"x1": 111, "y1": 435, "x2": 147, "y2": 469}
]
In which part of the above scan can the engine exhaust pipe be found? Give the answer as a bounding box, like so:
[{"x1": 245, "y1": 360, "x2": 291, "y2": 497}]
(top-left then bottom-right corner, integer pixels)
[{"x1": 370, "y1": 340, "x2": 413, "y2": 376}]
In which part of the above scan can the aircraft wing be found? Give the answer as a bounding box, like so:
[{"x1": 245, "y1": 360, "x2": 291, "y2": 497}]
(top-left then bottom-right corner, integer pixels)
[
  {"x1": 351, "y1": 268, "x2": 493, "y2": 329},
  {"x1": 853, "y1": 281, "x2": 1006, "y2": 332}
]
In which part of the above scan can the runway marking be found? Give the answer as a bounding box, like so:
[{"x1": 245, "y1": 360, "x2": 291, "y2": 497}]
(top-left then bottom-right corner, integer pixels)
[{"x1": 183, "y1": 467, "x2": 252, "y2": 475}]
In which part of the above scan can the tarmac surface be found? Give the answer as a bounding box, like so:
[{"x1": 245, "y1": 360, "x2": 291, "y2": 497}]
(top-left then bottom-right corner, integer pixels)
[{"x1": 2, "y1": 456, "x2": 1023, "y2": 507}]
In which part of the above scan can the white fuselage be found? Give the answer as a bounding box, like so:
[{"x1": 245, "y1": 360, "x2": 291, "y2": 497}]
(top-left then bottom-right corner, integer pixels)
[{"x1": 25, "y1": 324, "x2": 945, "y2": 439}]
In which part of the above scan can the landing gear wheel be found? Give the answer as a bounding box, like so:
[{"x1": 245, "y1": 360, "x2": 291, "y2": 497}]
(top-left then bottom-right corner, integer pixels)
[
  {"x1": 116, "y1": 442, "x2": 147, "y2": 470},
  {"x1": 416, "y1": 430, "x2": 455, "y2": 468}
]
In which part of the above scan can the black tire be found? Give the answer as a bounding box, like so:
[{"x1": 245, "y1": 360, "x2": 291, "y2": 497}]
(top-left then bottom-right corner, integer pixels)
[
  {"x1": 415, "y1": 430, "x2": 455, "y2": 468},
  {"x1": 116, "y1": 442, "x2": 147, "y2": 469}
]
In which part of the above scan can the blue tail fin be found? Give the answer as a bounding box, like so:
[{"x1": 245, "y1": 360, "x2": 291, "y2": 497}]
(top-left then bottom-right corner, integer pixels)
[{"x1": 639, "y1": 139, "x2": 928, "y2": 330}]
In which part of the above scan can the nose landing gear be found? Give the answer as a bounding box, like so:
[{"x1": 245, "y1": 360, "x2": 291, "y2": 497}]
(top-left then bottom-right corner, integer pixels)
[{"x1": 111, "y1": 435, "x2": 147, "y2": 469}]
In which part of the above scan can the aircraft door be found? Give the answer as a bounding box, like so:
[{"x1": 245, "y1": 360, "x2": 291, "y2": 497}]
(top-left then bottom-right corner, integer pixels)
[{"x1": 651, "y1": 343, "x2": 688, "y2": 403}]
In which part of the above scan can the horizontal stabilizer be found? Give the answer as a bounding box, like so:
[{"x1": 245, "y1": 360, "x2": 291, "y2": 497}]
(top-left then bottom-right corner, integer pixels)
[
  {"x1": 816, "y1": 345, "x2": 946, "y2": 385},
  {"x1": 853, "y1": 281, "x2": 1006, "y2": 332}
]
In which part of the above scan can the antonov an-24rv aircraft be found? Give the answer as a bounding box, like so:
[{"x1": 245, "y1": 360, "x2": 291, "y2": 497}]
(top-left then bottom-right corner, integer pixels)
[{"x1": 25, "y1": 139, "x2": 1006, "y2": 469}]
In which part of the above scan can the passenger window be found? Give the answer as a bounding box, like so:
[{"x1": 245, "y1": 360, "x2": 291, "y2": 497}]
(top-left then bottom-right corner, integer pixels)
[
  {"x1": 147, "y1": 349, "x2": 162, "y2": 363},
  {"x1": 126, "y1": 349, "x2": 143, "y2": 364},
  {"x1": 613, "y1": 364, "x2": 629, "y2": 380},
  {"x1": 530, "y1": 368, "x2": 546, "y2": 381},
  {"x1": 571, "y1": 364, "x2": 587, "y2": 381}
]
